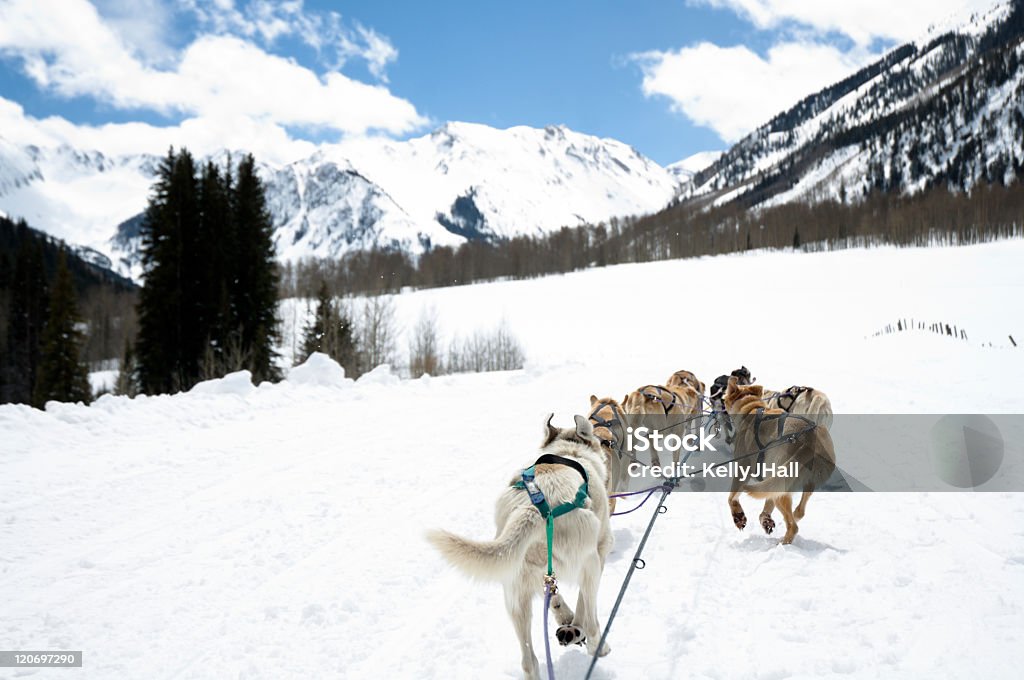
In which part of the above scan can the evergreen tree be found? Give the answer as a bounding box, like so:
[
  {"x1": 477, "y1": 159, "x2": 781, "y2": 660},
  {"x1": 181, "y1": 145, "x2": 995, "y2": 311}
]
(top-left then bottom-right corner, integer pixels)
[
  {"x1": 135, "y1": 149, "x2": 281, "y2": 393},
  {"x1": 197, "y1": 159, "x2": 235, "y2": 370},
  {"x1": 33, "y1": 252, "x2": 91, "y2": 406},
  {"x1": 298, "y1": 281, "x2": 355, "y2": 369},
  {"x1": 136, "y1": 148, "x2": 200, "y2": 393},
  {"x1": 232, "y1": 154, "x2": 280, "y2": 382},
  {"x1": 3, "y1": 224, "x2": 48, "y2": 403}
]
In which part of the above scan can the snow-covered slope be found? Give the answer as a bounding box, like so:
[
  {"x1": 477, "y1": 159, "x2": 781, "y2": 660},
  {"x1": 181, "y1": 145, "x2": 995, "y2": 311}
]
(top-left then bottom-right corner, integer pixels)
[
  {"x1": 686, "y1": 0, "x2": 1024, "y2": 208},
  {"x1": 0, "y1": 122, "x2": 680, "y2": 275},
  {"x1": 4, "y1": 242, "x2": 1023, "y2": 678},
  {"x1": 666, "y1": 150, "x2": 722, "y2": 185}
]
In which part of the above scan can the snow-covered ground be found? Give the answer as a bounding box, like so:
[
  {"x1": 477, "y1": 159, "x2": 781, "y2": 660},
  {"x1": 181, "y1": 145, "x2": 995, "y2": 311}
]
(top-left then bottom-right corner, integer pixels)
[{"x1": 3, "y1": 241, "x2": 1024, "y2": 679}]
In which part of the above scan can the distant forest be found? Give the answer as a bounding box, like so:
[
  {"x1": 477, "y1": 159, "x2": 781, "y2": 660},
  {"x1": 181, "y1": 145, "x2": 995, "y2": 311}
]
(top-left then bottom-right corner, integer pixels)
[
  {"x1": 280, "y1": 180, "x2": 1024, "y2": 298},
  {"x1": 0, "y1": 216, "x2": 137, "y2": 404}
]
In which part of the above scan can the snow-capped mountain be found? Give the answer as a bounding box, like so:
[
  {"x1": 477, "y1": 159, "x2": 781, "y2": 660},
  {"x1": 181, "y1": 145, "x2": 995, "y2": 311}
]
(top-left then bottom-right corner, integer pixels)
[
  {"x1": 666, "y1": 150, "x2": 723, "y2": 185},
  {"x1": 686, "y1": 0, "x2": 1024, "y2": 209},
  {"x1": 0, "y1": 122, "x2": 680, "y2": 276}
]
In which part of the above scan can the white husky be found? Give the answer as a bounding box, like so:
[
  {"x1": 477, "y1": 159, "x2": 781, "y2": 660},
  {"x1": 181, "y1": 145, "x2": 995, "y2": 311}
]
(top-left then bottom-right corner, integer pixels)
[{"x1": 427, "y1": 414, "x2": 613, "y2": 680}]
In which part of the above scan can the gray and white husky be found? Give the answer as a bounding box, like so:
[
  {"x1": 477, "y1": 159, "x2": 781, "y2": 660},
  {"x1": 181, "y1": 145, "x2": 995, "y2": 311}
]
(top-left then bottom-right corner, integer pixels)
[{"x1": 427, "y1": 414, "x2": 613, "y2": 680}]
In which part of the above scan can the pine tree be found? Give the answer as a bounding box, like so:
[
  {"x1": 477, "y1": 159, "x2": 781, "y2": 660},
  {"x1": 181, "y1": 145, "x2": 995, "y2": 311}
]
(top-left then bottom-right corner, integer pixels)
[
  {"x1": 136, "y1": 148, "x2": 200, "y2": 394},
  {"x1": 298, "y1": 281, "x2": 355, "y2": 369},
  {"x1": 136, "y1": 149, "x2": 280, "y2": 393},
  {"x1": 33, "y1": 251, "x2": 91, "y2": 406},
  {"x1": 197, "y1": 159, "x2": 235, "y2": 371},
  {"x1": 232, "y1": 154, "x2": 280, "y2": 382},
  {"x1": 3, "y1": 223, "x2": 48, "y2": 403}
]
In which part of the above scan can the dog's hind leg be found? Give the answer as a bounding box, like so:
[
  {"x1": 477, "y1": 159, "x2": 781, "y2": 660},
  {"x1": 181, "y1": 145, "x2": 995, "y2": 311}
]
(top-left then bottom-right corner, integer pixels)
[
  {"x1": 794, "y1": 486, "x2": 813, "y2": 520},
  {"x1": 728, "y1": 486, "x2": 746, "y2": 530},
  {"x1": 505, "y1": 578, "x2": 540, "y2": 680},
  {"x1": 572, "y1": 553, "x2": 610, "y2": 658},
  {"x1": 776, "y1": 493, "x2": 798, "y2": 545},
  {"x1": 759, "y1": 499, "x2": 776, "y2": 535}
]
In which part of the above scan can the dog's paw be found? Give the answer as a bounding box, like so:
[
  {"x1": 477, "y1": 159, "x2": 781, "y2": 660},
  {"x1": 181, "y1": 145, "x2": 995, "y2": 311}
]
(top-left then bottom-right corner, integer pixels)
[
  {"x1": 760, "y1": 515, "x2": 775, "y2": 534},
  {"x1": 555, "y1": 625, "x2": 585, "y2": 647},
  {"x1": 732, "y1": 512, "x2": 747, "y2": 530}
]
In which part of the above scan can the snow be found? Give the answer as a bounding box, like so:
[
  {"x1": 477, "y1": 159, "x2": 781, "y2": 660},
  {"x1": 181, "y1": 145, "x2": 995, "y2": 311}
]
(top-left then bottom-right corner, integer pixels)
[
  {"x1": 286, "y1": 352, "x2": 352, "y2": 388},
  {"x1": 665, "y1": 150, "x2": 723, "y2": 183},
  {"x1": 3, "y1": 242, "x2": 1024, "y2": 679},
  {"x1": 0, "y1": 122, "x2": 679, "y2": 275},
  {"x1": 88, "y1": 369, "x2": 118, "y2": 396}
]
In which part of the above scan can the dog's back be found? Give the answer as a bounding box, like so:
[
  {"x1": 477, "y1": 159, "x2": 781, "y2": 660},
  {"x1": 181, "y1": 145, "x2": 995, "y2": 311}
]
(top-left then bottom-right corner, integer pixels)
[{"x1": 427, "y1": 417, "x2": 610, "y2": 583}]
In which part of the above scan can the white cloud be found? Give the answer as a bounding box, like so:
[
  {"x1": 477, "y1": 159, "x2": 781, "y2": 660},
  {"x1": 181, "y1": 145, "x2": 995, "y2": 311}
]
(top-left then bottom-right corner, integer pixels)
[
  {"x1": 636, "y1": 41, "x2": 868, "y2": 142},
  {"x1": 691, "y1": 0, "x2": 1001, "y2": 46},
  {"x1": 0, "y1": 0, "x2": 421, "y2": 144},
  {"x1": 0, "y1": 95, "x2": 317, "y2": 165},
  {"x1": 641, "y1": 0, "x2": 1001, "y2": 144},
  {"x1": 180, "y1": 0, "x2": 399, "y2": 80}
]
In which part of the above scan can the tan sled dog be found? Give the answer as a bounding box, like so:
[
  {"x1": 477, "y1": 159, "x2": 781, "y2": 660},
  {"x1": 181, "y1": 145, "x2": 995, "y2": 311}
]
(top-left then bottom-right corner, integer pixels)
[
  {"x1": 723, "y1": 377, "x2": 836, "y2": 544},
  {"x1": 730, "y1": 366, "x2": 833, "y2": 429},
  {"x1": 666, "y1": 369, "x2": 706, "y2": 405},
  {"x1": 622, "y1": 383, "x2": 698, "y2": 467},
  {"x1": 588, "y1": 395, "x2": 629, "y2": 512},
  {"x1": 427, "y1": 414, "x2": 612, "y2": 680}
]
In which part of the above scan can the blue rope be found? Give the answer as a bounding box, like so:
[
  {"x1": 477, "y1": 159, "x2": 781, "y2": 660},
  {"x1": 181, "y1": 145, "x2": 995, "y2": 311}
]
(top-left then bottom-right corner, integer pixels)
[{"x1": 543, "y1": 580, "x2": 555, "y2": 680}]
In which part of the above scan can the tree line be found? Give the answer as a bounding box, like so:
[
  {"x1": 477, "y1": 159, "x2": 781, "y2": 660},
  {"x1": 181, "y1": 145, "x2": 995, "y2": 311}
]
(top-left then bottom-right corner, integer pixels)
[{"x1": 280, "y1": 180, "x2": 1024, "y2": 298}]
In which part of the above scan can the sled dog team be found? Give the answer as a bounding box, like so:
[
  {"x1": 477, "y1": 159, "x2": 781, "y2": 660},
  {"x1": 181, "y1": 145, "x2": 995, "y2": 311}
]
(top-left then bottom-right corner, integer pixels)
[{"x1": 428, "y1": 367, "x2": 837, "y2": 680}]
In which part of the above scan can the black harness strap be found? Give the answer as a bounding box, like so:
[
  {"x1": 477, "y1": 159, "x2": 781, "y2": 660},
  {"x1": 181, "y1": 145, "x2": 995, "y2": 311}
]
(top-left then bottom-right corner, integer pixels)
[
  {"x1": 775, "y1": 385, "x2": 809, "y2": 412},
  {"x1": 531, "y1": 453, "x2": 589, "y2": 486},
  {"x1": 588, "y1": 401, "x2": 626, "y2": 454},
  {"x1": 639, "y1": 385, "x2": 680, "y2": 415}
]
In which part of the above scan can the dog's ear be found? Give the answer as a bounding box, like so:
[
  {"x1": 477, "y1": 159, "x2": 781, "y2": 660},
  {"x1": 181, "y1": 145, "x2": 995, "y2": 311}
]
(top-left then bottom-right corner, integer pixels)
[
  {"x1": 589, "y1": 394, "x2": 598, "y2": 407},
  {"x1": 727, "y1": 375, "x2": 738, "y2": 390},
  {"x1": 574, "y1": 414, "x2": 595, "y2": 442},
  {"x1": 543, "y1": 412, "x2": 558, "y2": 445},
  {"x1": 747, "y1": 384, "x2": 764, "y2": 397},
  {"x1": 699, "y1": 381, "x2": 706, "y2": 395}
]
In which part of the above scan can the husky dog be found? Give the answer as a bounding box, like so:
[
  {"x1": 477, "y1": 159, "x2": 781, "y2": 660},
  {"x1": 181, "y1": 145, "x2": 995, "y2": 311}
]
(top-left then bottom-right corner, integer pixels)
[
  {"x1": 723, "y1": 377, "x2": 836, "y2": 544},
  {"x1": 588, "y1": 395, "x2": 630, "y2": 511},
  {"x1": 427, "y1": 414, "x2": 613, "y2": 680}
]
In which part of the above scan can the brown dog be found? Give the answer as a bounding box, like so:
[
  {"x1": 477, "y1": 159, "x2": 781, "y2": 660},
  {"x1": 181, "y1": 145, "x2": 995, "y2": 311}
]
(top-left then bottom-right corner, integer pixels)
[
  {"x1": 730, "y1": 367, "x2": 833, "y2": 429},
  {"x1": 621, "y1": 384, "x2": 697, "y2": 467},
  {"x1": 588, "y1": 395, "x2": 629, "y2": 512},
  {"x1": 666, "y1": 369, "x2": 706, "y2": 403},
  {"x1": 723, "y1": 377, "x2": 836, "y2": 544}
]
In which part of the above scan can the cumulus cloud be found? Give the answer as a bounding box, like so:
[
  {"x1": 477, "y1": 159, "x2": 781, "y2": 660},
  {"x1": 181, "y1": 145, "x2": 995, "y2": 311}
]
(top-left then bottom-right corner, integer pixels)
[
  {"x1": 636, "y1": 41, "x2": 867, "y2": 142},
  {"x1": 691, "y1": 0, "x2": 1000, "y2": 46},
  {"x1": 0, "y1": 0, "x2": 422, "y2": 153},
  {"x1": 0, "y1": 95, "x2": 317, "y2": 165},
  {"x1": 640, "y1": 0, "x2": 1000, "y2": 143}
]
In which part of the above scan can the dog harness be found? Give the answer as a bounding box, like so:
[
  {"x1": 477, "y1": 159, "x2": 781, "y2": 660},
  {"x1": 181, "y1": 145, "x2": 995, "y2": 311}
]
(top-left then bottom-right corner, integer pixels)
[
  {"x1": 588, "y1": 401, "x2": 625, "y2": 452},
  {"x1": 513, "y1": 453, "x2": 589, "y2": 577}
]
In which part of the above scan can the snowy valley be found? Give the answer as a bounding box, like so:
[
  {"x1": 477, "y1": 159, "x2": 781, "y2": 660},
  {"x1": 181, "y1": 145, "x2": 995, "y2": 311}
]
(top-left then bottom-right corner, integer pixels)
[{"x1": 3, "y1": 241, "x2": 1023, "y2": 679}]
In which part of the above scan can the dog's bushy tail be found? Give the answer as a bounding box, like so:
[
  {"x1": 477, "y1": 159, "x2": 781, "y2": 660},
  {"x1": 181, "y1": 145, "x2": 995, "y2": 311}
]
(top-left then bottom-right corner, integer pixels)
[{"x1": 427, "y1": 509, "x2": 542, "y2": 581}]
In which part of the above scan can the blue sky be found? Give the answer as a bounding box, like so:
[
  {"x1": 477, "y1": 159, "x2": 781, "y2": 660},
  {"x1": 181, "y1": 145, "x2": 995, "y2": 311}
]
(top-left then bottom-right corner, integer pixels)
[{"x1": 0, "y1": 0, "x2": 997, "y2": 165}]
